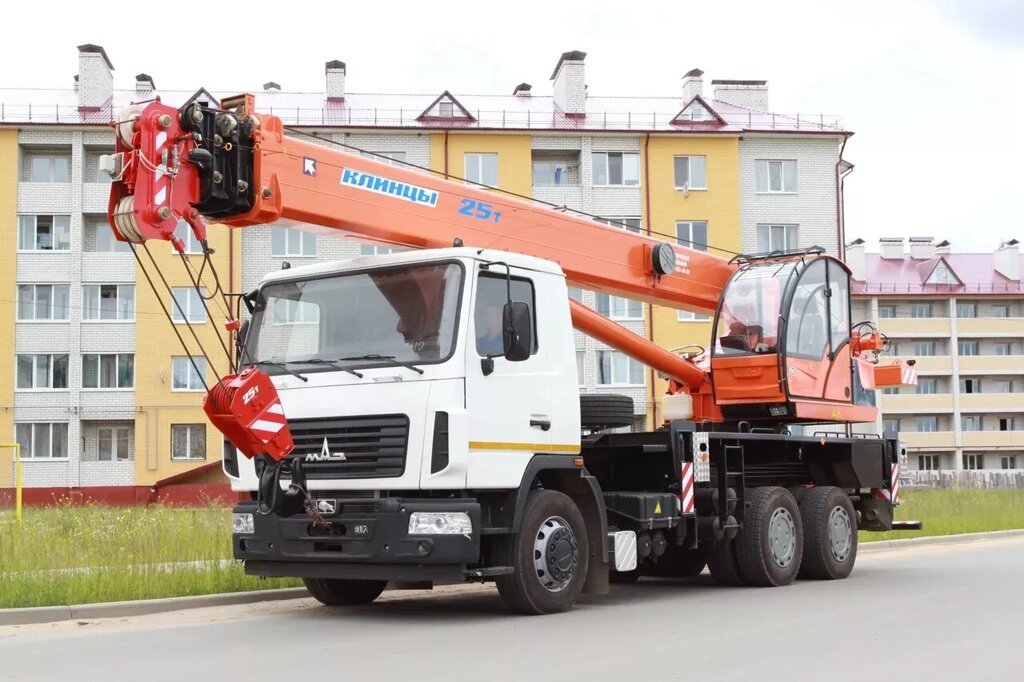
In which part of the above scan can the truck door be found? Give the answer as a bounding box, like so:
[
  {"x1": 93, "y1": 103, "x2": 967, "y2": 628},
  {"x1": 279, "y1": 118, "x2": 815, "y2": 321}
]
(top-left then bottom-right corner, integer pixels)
[{"x1": 465, "y1": 267, "x2": 556, "y2": 488}]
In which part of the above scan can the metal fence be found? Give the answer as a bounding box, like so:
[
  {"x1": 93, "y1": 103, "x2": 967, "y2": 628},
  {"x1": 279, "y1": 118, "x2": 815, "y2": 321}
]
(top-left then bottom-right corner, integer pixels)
[
  {"x1": 903, "y1": 469, "x2": 1024, "y2": 489},
  {"x1": 856, "y1": 283, "x2": 1024, "y2": 295}
]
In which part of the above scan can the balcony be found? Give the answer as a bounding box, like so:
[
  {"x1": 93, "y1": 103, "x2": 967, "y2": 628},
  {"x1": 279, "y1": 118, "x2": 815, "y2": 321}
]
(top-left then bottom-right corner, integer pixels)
[
  {"x1": 878, "y1": 317, "x2": 952, "y2": 337},
  {"x1": 890, "y1": 355, "x2": 952, "y2": 375},
  {"x1": 879, "y1": 393, "x2": 954, "y2": 413},
  {"x1": 82, "y1": 182, "x2": 112, "y2": 213},
  {"x1": 961, "y1": 431, "x2": 1024, "y2": 449},
  {"x1": 959, "y1": 393, "x2": 1024, "y2": 412},
  {"x1": 902, "y1": 431, "x2": 956, "y2": 449},
  {"x1": 958, "y1": 356, "x2": 1024, "y2": 374},
  {"x1": 956, "y1": 317, "x2": 1024, "y2": 337},
  {"x1": 82, "y1": 252, "x2": 136, "y2": 282},
  {"x1": 532, "y1": 185, "x2": 583, "y2": 209}
]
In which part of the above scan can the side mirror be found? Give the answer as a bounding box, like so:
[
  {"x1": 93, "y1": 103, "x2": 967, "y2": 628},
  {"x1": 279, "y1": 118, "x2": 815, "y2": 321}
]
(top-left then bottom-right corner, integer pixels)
[
  {"x1": 236, "y1": 318, "x2": 250, "y2": 365},
  {"x1": 502, "y1": 302, "x2": 532, "y2": 362}
]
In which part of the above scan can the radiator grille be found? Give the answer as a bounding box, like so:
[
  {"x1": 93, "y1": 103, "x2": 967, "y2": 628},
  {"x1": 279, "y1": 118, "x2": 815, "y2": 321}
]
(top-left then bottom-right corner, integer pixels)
[{"x1": 288, "y1": 414, "x2": 409, "y2": 479}]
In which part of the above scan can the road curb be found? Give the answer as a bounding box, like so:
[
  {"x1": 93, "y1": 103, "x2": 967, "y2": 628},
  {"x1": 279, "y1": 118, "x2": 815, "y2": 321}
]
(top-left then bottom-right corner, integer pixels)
[
  {"x1": 860, "y1": 528, "x2": 1024, "y2": 554},
  {"x1": 0, "y1": 587, "x2": 309, "y2": 626}
]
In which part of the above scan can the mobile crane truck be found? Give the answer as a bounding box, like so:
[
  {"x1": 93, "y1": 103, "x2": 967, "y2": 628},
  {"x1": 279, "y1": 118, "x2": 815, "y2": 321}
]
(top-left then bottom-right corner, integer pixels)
[{"x1": 104, "y1": 93, "x2": 919, "y2": 614}]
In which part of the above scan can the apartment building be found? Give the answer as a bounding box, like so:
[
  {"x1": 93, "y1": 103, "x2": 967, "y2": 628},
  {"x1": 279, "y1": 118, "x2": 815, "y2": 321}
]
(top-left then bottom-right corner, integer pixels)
[
  {"x1": 849, "y1": 237, "x2": 1024, "y2": 471},
  {"x1": 0, "y1": 45, "x2": 848, "y2": 496}
]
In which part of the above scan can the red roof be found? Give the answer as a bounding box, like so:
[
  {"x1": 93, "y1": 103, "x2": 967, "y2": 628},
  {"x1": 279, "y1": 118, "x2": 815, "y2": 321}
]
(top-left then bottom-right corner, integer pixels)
[{"x1": 853, "y1": 252, "x2": 1023, "y2": 296}]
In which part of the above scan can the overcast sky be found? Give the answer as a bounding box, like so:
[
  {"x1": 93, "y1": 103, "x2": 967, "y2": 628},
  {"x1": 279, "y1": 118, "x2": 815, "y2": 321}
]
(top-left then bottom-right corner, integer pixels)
[{"x1": 2, "y1": 0, "x2": 1020, "y2": 252}]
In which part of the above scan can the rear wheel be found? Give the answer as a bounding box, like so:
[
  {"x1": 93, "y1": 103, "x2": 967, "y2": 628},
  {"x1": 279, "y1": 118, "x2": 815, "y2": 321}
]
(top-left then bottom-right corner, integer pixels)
[
  {"x1": 735, "y1": 487, "x2": 803, "y2": 587},
  {"x1": 303, "y1": 578, "x2": 387, "y2": 606},
  {"x1": 799, "y1": 486, "x2": 858, "y2": 580},
  {"x1": 496, "y1": 490, "x2": 590, "y2": 615}
]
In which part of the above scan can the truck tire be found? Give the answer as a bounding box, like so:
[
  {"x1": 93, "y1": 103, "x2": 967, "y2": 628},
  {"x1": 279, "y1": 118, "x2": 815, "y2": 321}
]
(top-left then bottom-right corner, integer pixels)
[
  {"x1": 798, "y1": 486, "x2": 858, "y2": 580},
  {"x1": 647, "y1": 547, "x2": 706, "y2": 578},
  {"x1": 303, "y1": 578, "x2": 387, "y2": 606},
  {"x1": 579, "y1": 394, "x2": 634, "y2": 431},
  {"x1": 735, "y1": 487, "x2": 803, "y2": 587},
  {"x1": 706, "y1": 539, "x2": 745, "y2": 586},
  {"x1": 496, "y1": 489, "x2": 590, "y2": 615}
]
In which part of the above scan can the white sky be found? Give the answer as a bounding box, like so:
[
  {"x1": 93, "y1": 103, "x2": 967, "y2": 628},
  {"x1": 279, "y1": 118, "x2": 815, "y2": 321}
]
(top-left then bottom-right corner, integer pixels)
[{"x1": 2, "y1": 0, "x2": 1021, "y2": 253}]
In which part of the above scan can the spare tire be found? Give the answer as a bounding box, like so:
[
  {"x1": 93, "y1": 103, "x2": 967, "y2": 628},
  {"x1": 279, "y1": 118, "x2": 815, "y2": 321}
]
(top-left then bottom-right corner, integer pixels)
[{"x1": 580, "y1": 394, "x2": 635, "y2": 431}]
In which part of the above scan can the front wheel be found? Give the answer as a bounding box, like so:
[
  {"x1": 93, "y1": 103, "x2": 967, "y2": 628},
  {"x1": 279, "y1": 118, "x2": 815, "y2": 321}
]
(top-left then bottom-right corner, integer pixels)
[
  {"x1": 496, "y1": 490, "x2": 590, "y2": 615},
  {"x1": 303, "y1": 578, "x2": 387, "y2": 606}
]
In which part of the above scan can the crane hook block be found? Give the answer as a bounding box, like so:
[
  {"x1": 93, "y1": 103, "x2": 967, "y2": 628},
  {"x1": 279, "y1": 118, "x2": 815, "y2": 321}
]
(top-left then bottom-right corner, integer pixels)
[{"x1": 204, "y1": 367, "x2": 294, "y2": 462}]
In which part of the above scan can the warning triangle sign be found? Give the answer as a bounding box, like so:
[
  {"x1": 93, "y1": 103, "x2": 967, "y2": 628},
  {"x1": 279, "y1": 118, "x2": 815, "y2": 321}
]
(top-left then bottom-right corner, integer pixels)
[{"x1": 654, "y1": 501, "x2": 662, "y2": 515}]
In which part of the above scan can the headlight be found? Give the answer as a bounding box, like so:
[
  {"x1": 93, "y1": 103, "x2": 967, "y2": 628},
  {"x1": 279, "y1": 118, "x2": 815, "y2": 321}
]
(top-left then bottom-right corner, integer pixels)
[
  {"x1": 232, "y1": 513, "x2": 255, "y2": 535},
  {"x1": 408, "y1": 511, "x2": 472, "y2": 536}
]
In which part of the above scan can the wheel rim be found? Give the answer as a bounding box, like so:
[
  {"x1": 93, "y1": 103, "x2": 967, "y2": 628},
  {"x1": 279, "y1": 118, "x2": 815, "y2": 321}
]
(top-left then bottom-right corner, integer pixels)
[
  {"x1": 533, "y1": 515, "x2": 579, "y2": 593},
  {"x1": 827, "y1": 505, "x2": 853, "y2": 563},
  {"x1": 768, "y1": 507, "x2": 797, "y2": 568}
]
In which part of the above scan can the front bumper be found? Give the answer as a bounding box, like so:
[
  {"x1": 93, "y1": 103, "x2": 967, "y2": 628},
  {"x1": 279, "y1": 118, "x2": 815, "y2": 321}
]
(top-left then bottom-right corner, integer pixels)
[{"x1": 233, "y1": 497, "x2": 481, "y2": 582}]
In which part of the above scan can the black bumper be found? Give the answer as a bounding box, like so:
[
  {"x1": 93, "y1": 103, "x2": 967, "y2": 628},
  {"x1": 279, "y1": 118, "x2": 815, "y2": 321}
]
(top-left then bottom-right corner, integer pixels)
[{"x1": 233, "y1": 497, "x2": 481, "y2": 582}]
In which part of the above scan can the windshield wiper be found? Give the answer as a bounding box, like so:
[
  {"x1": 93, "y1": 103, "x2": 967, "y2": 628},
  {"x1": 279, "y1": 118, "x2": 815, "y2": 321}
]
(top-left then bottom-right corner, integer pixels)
[
  {"x1": 252, "y1": 360, "x2": 309, "y2": 383},
  {"x1": 336, "y1": 354, "x2": 425, "y2": 375},
  {"x1": 300, "y1": 358, "x2": 364, "y2": 379}
]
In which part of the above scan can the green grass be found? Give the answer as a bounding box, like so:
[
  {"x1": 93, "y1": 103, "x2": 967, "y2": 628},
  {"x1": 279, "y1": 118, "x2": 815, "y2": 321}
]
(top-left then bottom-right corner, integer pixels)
[
  {"x1": 860, "y1": 489, "x2": 1024, "y2": 543},
  {"x1": 2, "y1": 490, "x2": 1023, "y2": 609},
  {"x1": 0, "y1": 504, "x2": 300, "y2": 609}
]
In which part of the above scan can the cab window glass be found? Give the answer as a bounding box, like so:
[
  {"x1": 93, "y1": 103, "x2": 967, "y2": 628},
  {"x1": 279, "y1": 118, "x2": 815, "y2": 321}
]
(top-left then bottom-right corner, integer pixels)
[
  {"x1": 786, "y1": 259, "x2": 829, "y2": 358},
  {"x1": 475, "y1": 272, "x2": 536, "y2": 357}
]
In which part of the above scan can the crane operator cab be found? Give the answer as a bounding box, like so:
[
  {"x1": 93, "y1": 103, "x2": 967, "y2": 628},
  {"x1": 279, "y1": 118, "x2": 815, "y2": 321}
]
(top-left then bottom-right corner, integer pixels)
[{"x1": 710, "y1": 249, "x2": 874, "y2": 424}]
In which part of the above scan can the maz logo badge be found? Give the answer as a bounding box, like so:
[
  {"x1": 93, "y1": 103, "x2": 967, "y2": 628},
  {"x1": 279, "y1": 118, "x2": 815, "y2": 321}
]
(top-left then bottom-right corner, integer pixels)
[{"x1": 305, "y1": 436, "x2": 347, "y2": 462}]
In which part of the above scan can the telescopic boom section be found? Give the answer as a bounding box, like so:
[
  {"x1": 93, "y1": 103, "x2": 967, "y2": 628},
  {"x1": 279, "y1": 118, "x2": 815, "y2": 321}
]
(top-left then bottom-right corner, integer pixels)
[{"x1": 107, "y1": 96, "x2": 734, "y2": 388}]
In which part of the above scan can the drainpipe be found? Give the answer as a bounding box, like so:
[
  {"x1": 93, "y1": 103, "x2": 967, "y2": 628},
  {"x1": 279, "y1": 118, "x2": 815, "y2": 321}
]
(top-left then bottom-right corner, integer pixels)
[
  {"x1": 443, "y1": 130, "x2": 449, "y2": 178},
  {"x1": 643, "y1": 132, "x2": 657, "y2": 427},
  {"x1": 835, "y1": 134, "x2": 852, "y2": 258}
]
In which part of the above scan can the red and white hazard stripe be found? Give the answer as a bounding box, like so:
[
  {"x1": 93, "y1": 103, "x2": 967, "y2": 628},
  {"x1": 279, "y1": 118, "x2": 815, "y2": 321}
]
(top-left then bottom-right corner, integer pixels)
[
  {"x1": 901, "y1": 365, "x2": 918, "y2": 386},
  {"x1": 678, "y1": 462, "x2": 695, "y2": 514},
  {"x1": 249, "y1": 400, "x2": 286, "y2": 444},
  {"x1": 875, "y1": 463, "x2": 900, "y2": 505}
]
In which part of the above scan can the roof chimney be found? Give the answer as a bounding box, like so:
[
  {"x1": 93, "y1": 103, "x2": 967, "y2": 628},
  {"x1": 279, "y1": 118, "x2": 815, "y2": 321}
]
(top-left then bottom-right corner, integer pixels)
[
  {"x1": 77, "y1": 44, "x2": 113, "y2": 110},
  {"x1": 513, "y1": 82, "x2": 532, "y2": 97},
  {"x1": 325, "y1": 60, "x2": 346, "y2": 101},
  {"x1": 682, "y1": 68, "x2": 704, "y2": 102},
  {"x1": 995, "y1": 238, "x2": 1020, "y2": 281},
  {"x1": 935, "y1": 239, "x2": 951, "y2": 255},
  {"x1": 879, "y1": 237, "x2": 905, "y2": 260},
  {"x1": 711, "y1": 79, "x2": 768, "y2": 111},
  {"x1": 263, "y1": 81, "x2": 281, "y2": 92},
  {"x1": 550, "y1": 50, "x2": 587, "y2": 117},
  {"x1": 135, "y1": 73, "x2": 155, "y2": 92},
  {"x1": 845, "y1": 238, "x2": 866, "y2": 281},
  {"x1": 909, "y1": 236, "x2": 936, "y2": 260}
]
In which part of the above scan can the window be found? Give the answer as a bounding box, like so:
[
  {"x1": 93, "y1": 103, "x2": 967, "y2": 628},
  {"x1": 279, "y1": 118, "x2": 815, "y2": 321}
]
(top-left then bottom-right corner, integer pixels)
[
  {"x1": 926, "y1": 263, "x2": 958, "y2": 285},
  {"x1": 917, "y1": 416, "x2": 939, "y2": 432},
  {"x1": 172, "y1": 357, "x2": 207, "y2": 391},
  {"x1": 961, "y1": 415, "x2": 983, "y2": 431},
  {"x1": 15, "y1": 422, "x2": 69, "y2": 459},
  {"x1": 567, "y1": 286, "x2": 584, "y2": 303},
  {"x1": 999, "y1": 418, "x2": 1015, "y2": 431},
  {"x1": 678, "y1": 310, "x2": 710, "y2": 322},
  {"x1": 83, "y1": 284, "x2": 135, "y2": 321},
  {"x1": 673, "y1": 156, "x2": 707, "y2": 190},
  {"x1": 92, "y1": 220, "x2": 132, "y2": 253},
  {"x1": 475, "y1": 273, "x2": 536, "y2": 357},
  {"x1": 913, "y1": 341, "x2": 936, "y2": 356},
  {"x1": 26, "y1": 153, "x2": 70, "y2": 182},
  {"x1": 532, "y1": 153, "x2": 578, "y2": 187},
  {"x1": 910, "y1": 303, "x2": 933, "y2": 319},
  {"x1": 1002, "y1": 456, "x2": 1018, "y2": 470},
  {"x1": 272, "y1": 298, "x2": 320, "y2": 325},
  {"x1": 438, "y1": 101, "x2": 454, "y2": 118},
  {"x1": 676, "y1": 220, "x2": 709, "y2": 251},
  {"x1": 992, "y1": 380, "x2": 1014, "y2": 393},
  {"x1": 171, "y1": 288, "x2": 208, "y2": 323},
  {"x1": 17, "y1": 284, "x2": 70, "y2": 321},
  {"x1": 958, "y1": 341, "x2": 979, "y2": 356},
  {"x1": 597, "y1": 350, "x2": 644, "y2": 385},
  {"x1": 962, "y1": 453, "x2": 983, "y2": 470},
  {"x1": 16, "y1": 354, "x2": 69, "y2": 390},
  {"x1": 755, "y1": 159, "x2": 797, "y2": 193},
  {"x1": 360, "y1": 243, "x2": 402, "y2": 256},
  {"x1": 882, "y1": 387, "x2": 900, "y2": 395},
  {"x1": 956, "y1": 302, "x2": 977, "y2": 318},
  {"x1": 82, "y1": 354, "x2": 134, "y2": 389},
  {"x1": 992, "y1": 304, "x2": 1011, "y2": 318},
  {"x1": 960, "y1": 378, "x2": 982, "y2": 394},
  {"x1": 576, "y1": 351, "x2": 585, "y2": 386},
  {"x1": 918, "y1": 455, "x2": 940, "y2": 471},
  {"x1": 916, "y1": 378, "x2": 938, "y2": 395},
  {"x1": 994, "y1": 342, "x2": 1013, "y2": 356},
  {"x1": 19, "y1": 215, "x2": 71, "y2": 251},
  {"x1": 465, "y1": 153, "x2": 498, "y2": 186},
  {"x1": 592, "y1": 152, "x2": 639, "y2": 186},
  {"x1": 173, "y1": 220, "x2": 204, "y2": 255},
  {"x1": 171, "y1": 424, "x2": 206, "y2": 460},
  {"x1": 878, "y1": 305, "x2": 896, "y2": 319},
  {"x1": 595, "y1": 217, "x2": 642, "y2": 233},
  {"x1": 98, "y1": 426, "x2": 132, "y2": 461},
  {"x1": 883, "y1": 418, "x2": 900, "y2": 432},
  {"x1": 365, "y1": 151, "x2": 407, "y2": 166},
  {"x1": 271, "y1": 226, "x2": 316, "y2": 257},
  {"x1": 756, "y1": 224, "x2": 799, "y2": 253},
  {"x1": 595, "y1": 294, "x2": 643, "y2": 320}
]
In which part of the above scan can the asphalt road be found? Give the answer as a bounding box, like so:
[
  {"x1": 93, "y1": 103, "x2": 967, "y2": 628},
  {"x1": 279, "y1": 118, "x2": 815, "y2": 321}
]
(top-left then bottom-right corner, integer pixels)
[{"x1": 2, "y1": 538, "x2": 1022, "y2": 682}]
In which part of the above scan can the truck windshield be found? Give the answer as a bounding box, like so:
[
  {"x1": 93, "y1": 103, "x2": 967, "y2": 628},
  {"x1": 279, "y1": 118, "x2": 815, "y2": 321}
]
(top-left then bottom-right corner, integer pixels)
[
  {"x1": 245, "y1": 262, "x2": 464, "y2": 372},
  {"x1": 713, "y1": 261, "x2": 796, "y2": 356}
]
